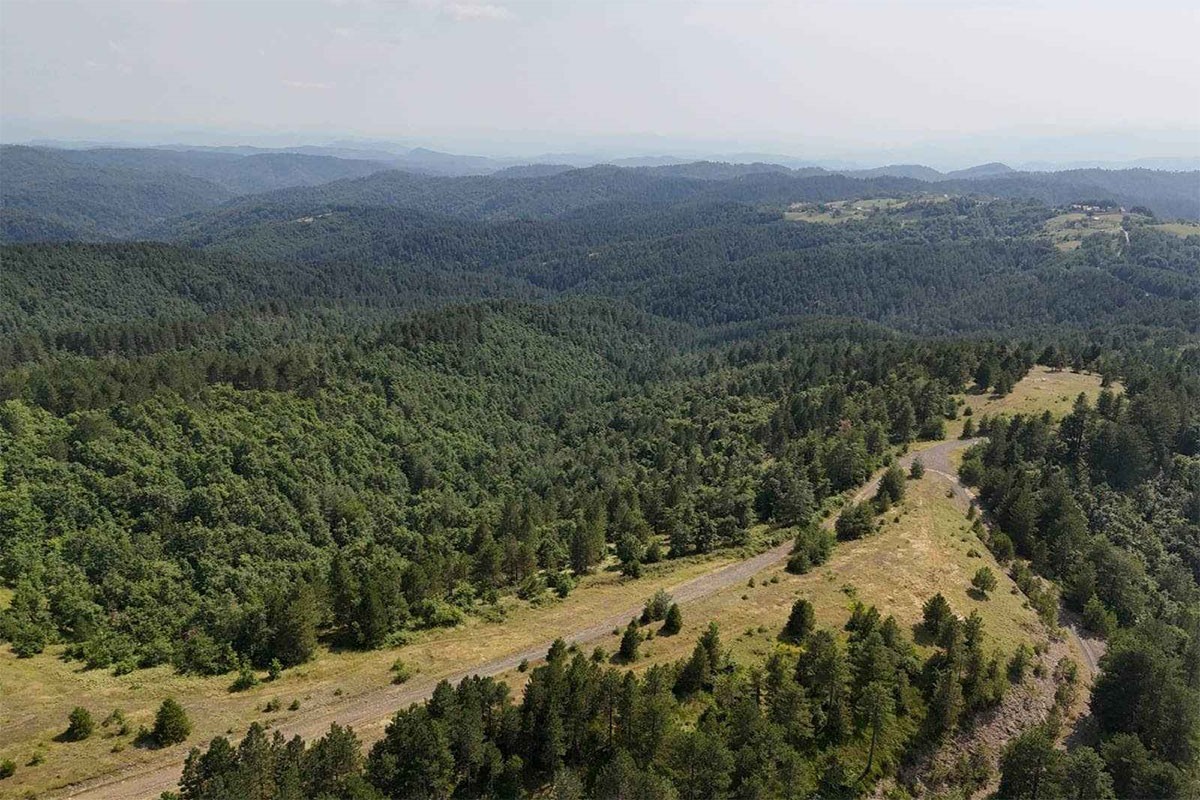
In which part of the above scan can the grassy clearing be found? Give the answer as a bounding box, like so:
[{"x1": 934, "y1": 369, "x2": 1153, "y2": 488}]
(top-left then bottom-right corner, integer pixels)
[
  {"x1": 784, "y1": 196, "x2": 944, "y2": 224},
  {"x1": 1152, "y1": 221, "x2": 1200, "y2": 237},
  {"x1": 616, "y1": 474, "x2": 1044, "y2": 674},
  {"x1": 947, "y1": 366, "x2": 1108, "y2": 439},
  {"x1": 1040, "y1": 212, "x2": 1130, "y2": 251}
]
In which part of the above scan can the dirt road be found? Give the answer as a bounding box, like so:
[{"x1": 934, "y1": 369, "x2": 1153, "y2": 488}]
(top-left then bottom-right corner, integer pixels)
[
  {"x1": 57, "y1": 440, "x2": 978, "y2": 800},
  {"x1": 59, "y1": 537, "x2": 808, "y2": 798}
]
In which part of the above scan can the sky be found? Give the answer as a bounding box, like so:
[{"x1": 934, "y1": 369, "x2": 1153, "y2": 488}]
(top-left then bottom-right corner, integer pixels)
[{"x1": 1, "y1": 0, "x2": 1198, "y2": 166}]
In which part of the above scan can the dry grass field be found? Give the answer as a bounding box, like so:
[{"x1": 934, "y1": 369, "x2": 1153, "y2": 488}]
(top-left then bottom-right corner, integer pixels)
[
  {"x1": 1152, "y1": 221, "x2": 1200, "y2": 237},
  {"x1": 783, "y1": 196, "x2": 937, "y2": 224},
  {"x1": 607, "y1": 470, "x2": 1043, "y2": 675},
  {"x1": 947, "y1": 366, "x2": 1108, "y2": 440}
]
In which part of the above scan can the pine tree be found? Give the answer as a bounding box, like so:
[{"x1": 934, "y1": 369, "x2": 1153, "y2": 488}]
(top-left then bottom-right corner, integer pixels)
[
  {"x1": 922, "y1": 593, "x2": 954, "y2": 638},
  {"x1": 618, "y1": 621, "x2": 640, "y2": 662},
  {"x1": 270, "y1": 583, "x2": 319, "y2": 667},
  {"x1": 153, "y1": 698, "x2": 191, "y2": 746},
  {"x1": 784, "y1": 598, "x2": 815, "y2": 641},
  {"x1": 856, "y1": 682, "x2": 893, "y2": 780},
  {"x1": 661, "y1": 603, "x2": 682, "y2": 635}
]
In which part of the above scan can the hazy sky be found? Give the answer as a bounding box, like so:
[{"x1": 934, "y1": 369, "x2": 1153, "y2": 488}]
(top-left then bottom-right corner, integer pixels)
[{"x1": 2, "y1": 0, "x2": 1198, "y2": 162}]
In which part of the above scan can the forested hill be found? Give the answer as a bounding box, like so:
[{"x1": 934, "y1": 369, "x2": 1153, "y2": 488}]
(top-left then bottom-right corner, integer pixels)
[
  {"x1": 2, "y1": 142, "x2": 1199, "y2": 799},
  {"x1": 4, "y1": 145, "x2": 1197, "y2": 245},
  {"x1": 3, "y1": 212, "x2": 1198, "y2": 356},
  {"x1": 0, "y1": 145, "x2": 390, "y2": 242}
]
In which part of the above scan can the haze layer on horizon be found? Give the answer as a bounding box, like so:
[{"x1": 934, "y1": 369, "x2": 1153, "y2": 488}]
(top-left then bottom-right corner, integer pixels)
[{"x1": 2, "y1": 0, "x2": 1198, "y2": 168}]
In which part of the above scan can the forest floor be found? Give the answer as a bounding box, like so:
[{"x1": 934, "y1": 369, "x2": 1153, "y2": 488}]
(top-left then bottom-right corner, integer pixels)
[{"x1": 2, "y1": 368, "x2": 1107, "y2": 800}]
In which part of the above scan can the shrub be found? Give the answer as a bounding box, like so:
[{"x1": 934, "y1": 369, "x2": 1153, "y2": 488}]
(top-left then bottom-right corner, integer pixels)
[
  {"x1": 643, "y1": 540, "x2": 663, "y2": 563},
  {"x1": 0, "y1": 759, "x2": 15, "y2": 779},
  {"x1": 65, "y1": 706, "x2": 95, "y2": 741},
  {"x1": 230, "y1": 658, "x2": 260, "y2": 692},
  {"x1": 516, "y1": 575, "x2": 546, "y2": 601},
  {"x1": 909, "y1": 458, "x2": 926, "y2": 479},
  {"x1": 1082, "y1": 595, "x2": 1115, "y2": 637},
  {"x1": 789, "y1": 523, "x2": 834, "y2": 571},
  {"x1": 971, "y1": 567, "x2": 997, "y2": 597},
  {"x1": 102, "y1": 709, "x2": 129, "y2": 736},
  {"x1": 391, "y1": 658, "x2": 415, "y2": 684},
  {"x1": 1008, "y1": 645, "x2": 1032, "y2": 683},
  {"x1": 152, "y1": 699, "x2": 191, "y2": 746},
  {"x1": 988, "y1": 531, "x2": 1015, "y2": 563},
  {"x1": 547, "y1": 571, "x2": 574, "y2": 599},
  {"x1": 641, "y1": 589, "x2": 673, "y2": 623},
  {"x1": 835, "y1": 502, "x2": 876, "y2": 540}
]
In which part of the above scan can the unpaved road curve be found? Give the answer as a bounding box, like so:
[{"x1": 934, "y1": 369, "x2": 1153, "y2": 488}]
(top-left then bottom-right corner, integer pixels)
[{"x1": 57, "y1": 440, "x2": 976, "y2": 800}]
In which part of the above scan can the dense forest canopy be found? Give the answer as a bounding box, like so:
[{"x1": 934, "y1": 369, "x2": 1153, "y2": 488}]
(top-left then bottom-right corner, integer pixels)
[
  {"x1": 4, "y1": 145, "x2": 1199, "y2": 243},
  {"x1": 1, "y1": 145, "x2": 1198, "y2": 798}
]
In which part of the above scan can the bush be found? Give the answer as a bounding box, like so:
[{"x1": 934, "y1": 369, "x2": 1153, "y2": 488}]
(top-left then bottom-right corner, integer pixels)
[
  {"x1": 787, "y1": 523, "x2": 834, "y2": 573},
  {"x1": 909, "y1": 458, "x2": 926, "y2": 479},
  {"x1": 643, "y1": 540, "x2": 663, "y2": 563},
  {"x1": 547, "y1": 571, "x2": 575, "y2": 599},
  {"x1": 417, "y1": 600, "x2": 465, "y2": 628},
  {"x1": 1008, "y1": 645, "x2": 1032, "y2": 683},
  {"x1": 1082, "y1": 595, "x2": 1115, "y2": 637},
  {"x1": 641, "y1": 589, "x2": 673, "y2": 623},
  {"x1": 0, "y1": 759, "x2": 14, "y2": 779},
  {"x1": 835, "y1": 502, "x2": 876, "y2": 540},
  {"x1": 971, "y1": 567, "x2": 997, "y2": 597},
  {"x1": 786, "y1": 551, "x2": 812, "y2": 574},
  {"x1": 988, "y1": 531, "x2": 1015, "y2": 563},
  {"x1": 65, "y1": 706, "x2": 95, "y2": 741},
  {"x1": 102, "y1": 709, "x2": 129, "y2": 736},
  {"x1": 391, "y1": 658, "x2": 415, "y2": 684},
  {"x1": 230, "y1": 659, "x2": 260, "y2": 692},
  {"x1": 919, "y1": 416, "x2": 946, "y2": 440},
  {"x1": 152, "y1": 698, "x2": 191, "y2": 746},
  {"x1": 517, "y1": 575, "x2": 546, "y2": 601},
  {"x1": 875, "y1": 462, "x2": 907, "y2": 507}
]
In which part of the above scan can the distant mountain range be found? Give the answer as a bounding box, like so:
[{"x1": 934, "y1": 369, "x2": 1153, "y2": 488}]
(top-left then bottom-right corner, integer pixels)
[{"x1": 3, "y1": 143, "x2": 1198, "y2": 243}]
